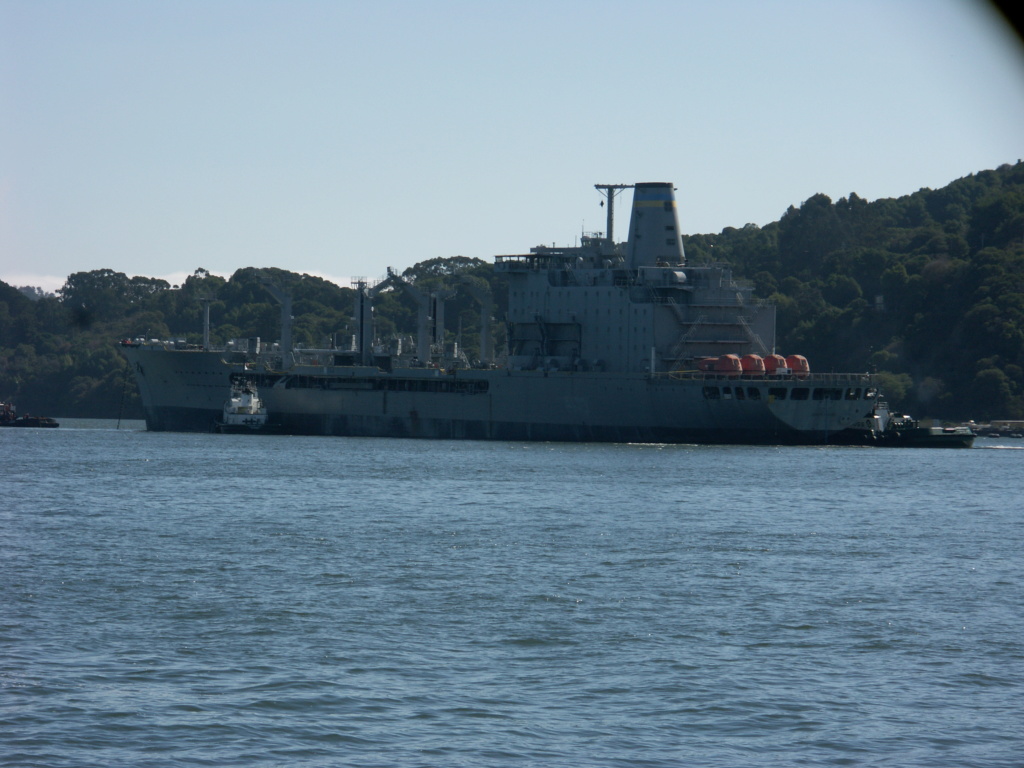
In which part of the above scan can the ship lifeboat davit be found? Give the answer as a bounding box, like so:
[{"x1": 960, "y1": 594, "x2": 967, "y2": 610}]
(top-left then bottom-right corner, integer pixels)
[
  {"x1": 740, "y1": 354, "x2": 765, "y2": 374},
  {"x1": 764, "y1": 354, "x2": 790, "y2": 375},
  {"x1": 786, "y1": 354, "x2": 810, "y2": 378},
  {"x1": 714, "y1": 354, "x2": 743, "y2": 376}
]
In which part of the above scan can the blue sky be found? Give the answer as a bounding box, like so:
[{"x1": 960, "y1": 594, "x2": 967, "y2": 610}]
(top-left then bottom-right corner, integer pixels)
[{"x1": 2, "y1": 0, "x2": 1023, "y2": 293}]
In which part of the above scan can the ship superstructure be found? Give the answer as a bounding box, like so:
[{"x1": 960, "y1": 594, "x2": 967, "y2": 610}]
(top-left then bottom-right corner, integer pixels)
[
  {"x1": 121, "y1": 182, "x2": 878, "y2": 444},
  {"x1": 500, "y1": 185, "x2": 774, "y2": 375}
]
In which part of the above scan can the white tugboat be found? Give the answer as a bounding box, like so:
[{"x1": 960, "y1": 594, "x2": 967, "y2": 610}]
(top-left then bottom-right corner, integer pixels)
[{"x1": 214, "y1": 381, "x2": 270, "y2": 433}]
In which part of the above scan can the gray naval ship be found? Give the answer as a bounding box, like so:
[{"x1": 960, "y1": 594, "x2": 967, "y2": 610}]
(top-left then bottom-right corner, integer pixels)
[{"x1": 120, "y1": 182, "x2": 879, "y2": 444}]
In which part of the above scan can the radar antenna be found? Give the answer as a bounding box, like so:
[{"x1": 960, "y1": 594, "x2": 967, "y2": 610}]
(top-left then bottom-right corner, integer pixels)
[{"x1": 594, "y1": 184, "x2": 634, "y2": 243}]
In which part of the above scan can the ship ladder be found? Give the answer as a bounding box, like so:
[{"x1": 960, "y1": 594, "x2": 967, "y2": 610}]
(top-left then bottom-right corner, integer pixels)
[
  {"x1": 668, "y1": 313, "x2": 707, "y2": 364},
  {"x1": 736, "y1": 315, "x2": 770, "y2": 357}
]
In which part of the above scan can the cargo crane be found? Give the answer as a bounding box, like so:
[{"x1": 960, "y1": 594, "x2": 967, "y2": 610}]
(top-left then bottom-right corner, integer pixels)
[
  {"x1": 260, "y1": 276, "x2": 293, "y2": 368},
  {"x1": 458, "y1": 275, "x2": 494, "y2": 366}
]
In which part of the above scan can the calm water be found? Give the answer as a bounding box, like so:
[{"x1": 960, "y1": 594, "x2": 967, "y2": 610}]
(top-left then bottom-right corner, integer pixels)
[{"x1": 3, "y1": 422, "x2": 1023, "y2": 767}]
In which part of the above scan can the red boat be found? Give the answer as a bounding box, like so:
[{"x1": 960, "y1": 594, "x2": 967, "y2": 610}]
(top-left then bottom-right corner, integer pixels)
[{"x1": 0, "y1": 401, "x2": 60, "y2": 428}]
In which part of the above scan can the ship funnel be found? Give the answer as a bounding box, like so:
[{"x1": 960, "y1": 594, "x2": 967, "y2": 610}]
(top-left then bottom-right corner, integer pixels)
[{"x1": 625, "y1": 182, "x2": 685, "y2": 269}]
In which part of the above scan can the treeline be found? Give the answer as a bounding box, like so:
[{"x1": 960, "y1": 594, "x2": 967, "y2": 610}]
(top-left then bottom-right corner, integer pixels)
[{"x1": 2, "y1": 162, "x2": 1022, "y2": 421}]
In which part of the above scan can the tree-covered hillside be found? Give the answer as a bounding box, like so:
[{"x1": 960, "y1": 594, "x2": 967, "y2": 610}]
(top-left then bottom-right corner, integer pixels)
[{"x1": 2, "y1": 162, "x2": 1022, "y2": 421}]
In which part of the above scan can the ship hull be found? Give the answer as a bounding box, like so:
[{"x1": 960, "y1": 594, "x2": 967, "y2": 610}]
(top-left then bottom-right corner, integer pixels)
[{"x1": 122, "y1": 346, "x2": 875, "y2": 445}]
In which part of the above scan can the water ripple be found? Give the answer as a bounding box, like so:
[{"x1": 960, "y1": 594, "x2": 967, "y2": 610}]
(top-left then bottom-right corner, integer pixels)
[{"x1": 2, "y1": 429, "x2": 1023, "y2": 766}]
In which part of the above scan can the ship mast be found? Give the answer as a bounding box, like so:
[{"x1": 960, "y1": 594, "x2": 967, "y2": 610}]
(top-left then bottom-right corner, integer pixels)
[
  {"x1": 594, "y1": 184, "x2": 634, "y2": 242},
  {"x1": 199, "y1": 297, "x2": 211, "y2": 351}
]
